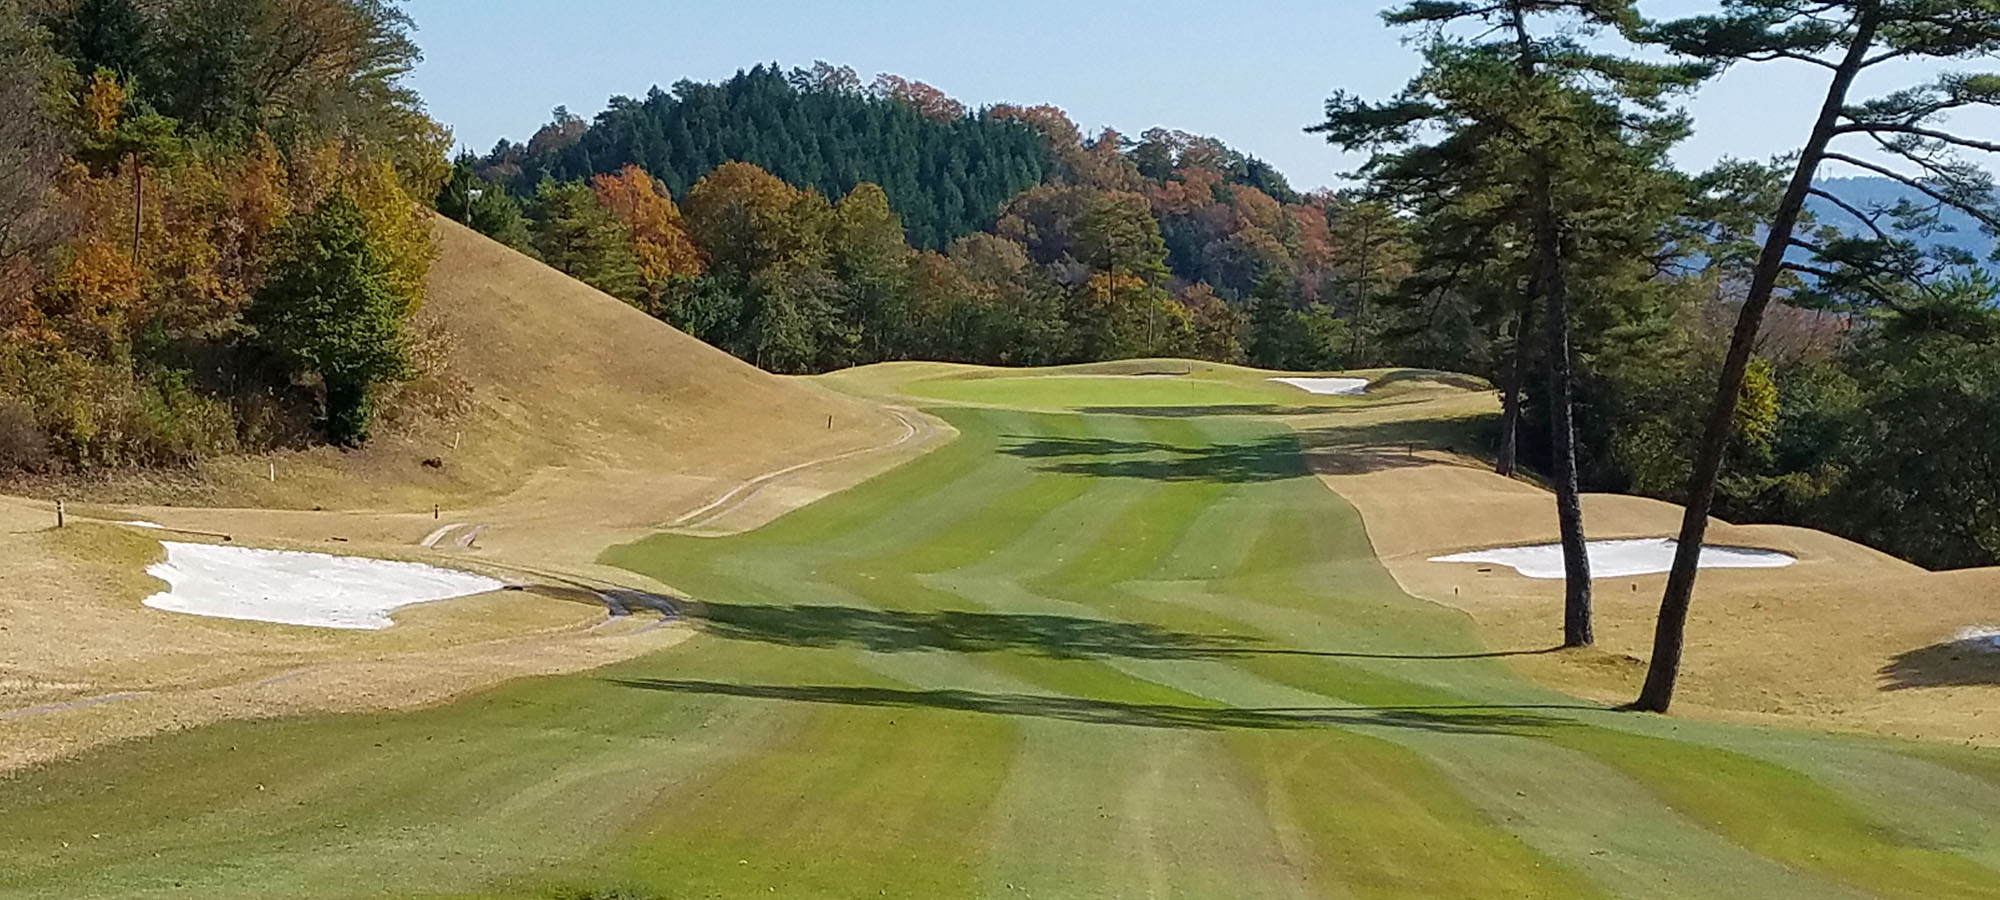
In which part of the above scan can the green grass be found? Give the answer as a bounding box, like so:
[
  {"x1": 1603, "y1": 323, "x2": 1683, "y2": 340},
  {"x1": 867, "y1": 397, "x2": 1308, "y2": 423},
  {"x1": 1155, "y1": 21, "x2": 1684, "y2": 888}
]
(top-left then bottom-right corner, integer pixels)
[
  {"x1": 2, "y1": 377, "x2": 1998, "y2": 899},
  {"x1": 903, "y1": 372, "x2": 1324, "y2": 411}
]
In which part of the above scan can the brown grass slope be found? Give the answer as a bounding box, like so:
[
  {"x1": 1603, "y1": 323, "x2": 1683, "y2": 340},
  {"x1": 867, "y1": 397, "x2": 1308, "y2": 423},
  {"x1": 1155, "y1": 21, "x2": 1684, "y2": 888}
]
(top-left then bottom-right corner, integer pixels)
[{"x1": 181, "y1": 217, "x2": 900, "y2": 511}]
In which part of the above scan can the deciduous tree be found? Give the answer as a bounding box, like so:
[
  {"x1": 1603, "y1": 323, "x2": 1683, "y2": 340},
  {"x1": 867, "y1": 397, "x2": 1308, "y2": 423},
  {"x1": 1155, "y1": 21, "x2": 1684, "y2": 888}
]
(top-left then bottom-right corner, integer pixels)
[
  {"x1": 247, "y1": 192, "x2": 409, "y2": 445},
  {"x1": 592, "y1": 164, "x2": 704, "y2": 307},
  {"x1": 682, "y1": 161, "x2": 816, "y2": 282},
  {"x1": 830, "y1": 182, "x2": 912, "y2": 361}
]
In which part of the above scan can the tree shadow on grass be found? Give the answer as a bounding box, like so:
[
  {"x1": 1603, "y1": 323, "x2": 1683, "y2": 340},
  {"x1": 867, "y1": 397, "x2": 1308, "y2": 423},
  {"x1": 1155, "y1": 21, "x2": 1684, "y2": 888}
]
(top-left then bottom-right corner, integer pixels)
[
  {"x1": 995, "y1": 411, "x2": 1504, "y2": 483},
  {"x1": 607, "y1": 679, "x2": 1589, "y2": 735},
  {"x1": 1366, "y1": 369, "x2": 1494, "y2": 392},
  {"x1": 1075, "y1": 404, "x2": 1323, "y2": 418},
  {"x1": 1877, "y1": 637, "x2": 2000, "y2": 691},
  {"x1": 693, "y1": 600, "x2": 1262, "y2": 658},
  {"x1": 1294, "y1": 413, "x2": 1503, "y2": 476},
  {"x1": 996, "y1": 433, "x2": 1312, "y2": 483},
  {"x1": 691, "y1": 600, "x2": 1560, "y2": 663}
]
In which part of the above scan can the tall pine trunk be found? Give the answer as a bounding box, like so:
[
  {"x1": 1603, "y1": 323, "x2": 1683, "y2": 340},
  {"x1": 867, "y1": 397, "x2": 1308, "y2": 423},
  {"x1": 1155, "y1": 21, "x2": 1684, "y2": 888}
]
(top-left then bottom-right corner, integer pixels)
[
  {"x1": 1533, "y1": 164, "x2": 1592, "y2": 648},
  {"x1": 1511, "y1": 4, "x2": 1590, "y2": 647},
  {"x1": 1632, "y1": 11, "x2": 1881, "y2": 712},
  {"x1": 1496, "y1": 302, "x2": 1528, "y2": 478}
]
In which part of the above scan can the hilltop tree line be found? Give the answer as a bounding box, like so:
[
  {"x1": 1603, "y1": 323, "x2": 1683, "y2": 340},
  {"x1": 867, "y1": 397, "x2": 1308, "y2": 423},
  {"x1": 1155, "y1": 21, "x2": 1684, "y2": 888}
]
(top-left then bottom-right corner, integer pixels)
[
  {"x1": 480, "y1": 64, "x2": 1051, "y2": 250},
  {"x1": 1, "y1": 0, "x2": 449, "y2": 467},
  {"x1": 451, "y1": 64, "x2": 1416, "y2": 375}
]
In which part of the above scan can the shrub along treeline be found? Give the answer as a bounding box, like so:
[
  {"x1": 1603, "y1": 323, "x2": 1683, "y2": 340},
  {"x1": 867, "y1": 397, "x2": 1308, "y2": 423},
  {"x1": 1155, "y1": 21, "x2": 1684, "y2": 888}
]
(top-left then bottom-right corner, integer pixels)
[{"x1": 0, "y1": 0, "x2": 450, "y2": 471}]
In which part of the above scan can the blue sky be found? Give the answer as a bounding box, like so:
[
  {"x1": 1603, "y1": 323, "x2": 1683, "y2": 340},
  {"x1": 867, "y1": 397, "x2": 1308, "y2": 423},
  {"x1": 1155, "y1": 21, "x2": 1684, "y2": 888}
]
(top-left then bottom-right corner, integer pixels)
[{"x1": 404, "y1": 1, "x2": 1997, "y2": 191}]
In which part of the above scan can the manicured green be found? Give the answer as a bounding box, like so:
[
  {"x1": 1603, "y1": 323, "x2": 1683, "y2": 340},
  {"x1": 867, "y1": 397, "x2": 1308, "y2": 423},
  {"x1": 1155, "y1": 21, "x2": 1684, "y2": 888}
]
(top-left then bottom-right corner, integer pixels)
[
  {"x1": 904, "y1": 372, "x2": 1335, "y2": 411},
  {"x1": 1, "y1": 377, "x2": 1996, "y2": 899}
]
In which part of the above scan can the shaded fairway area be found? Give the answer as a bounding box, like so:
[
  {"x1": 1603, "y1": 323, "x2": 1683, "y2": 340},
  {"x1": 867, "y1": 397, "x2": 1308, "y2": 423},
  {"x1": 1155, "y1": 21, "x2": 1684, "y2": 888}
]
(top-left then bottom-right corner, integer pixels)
[{"x1": 3, "y1": 403, "x2": 2000, "y2": 899}]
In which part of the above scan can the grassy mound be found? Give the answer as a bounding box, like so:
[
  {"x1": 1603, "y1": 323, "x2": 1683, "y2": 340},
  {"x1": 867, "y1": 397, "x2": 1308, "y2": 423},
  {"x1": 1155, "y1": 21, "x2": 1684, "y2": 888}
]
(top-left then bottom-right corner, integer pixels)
[{"x1": 102, "y1": 218, "x2": 900, "y2": 510}]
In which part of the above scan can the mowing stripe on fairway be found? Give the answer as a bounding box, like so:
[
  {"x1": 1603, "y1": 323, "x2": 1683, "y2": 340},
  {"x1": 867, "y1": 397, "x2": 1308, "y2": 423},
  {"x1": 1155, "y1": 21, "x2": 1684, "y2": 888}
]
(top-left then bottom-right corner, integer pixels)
[{"x1": 4, "y1": 399, "x2": 1999, "y2": 900}]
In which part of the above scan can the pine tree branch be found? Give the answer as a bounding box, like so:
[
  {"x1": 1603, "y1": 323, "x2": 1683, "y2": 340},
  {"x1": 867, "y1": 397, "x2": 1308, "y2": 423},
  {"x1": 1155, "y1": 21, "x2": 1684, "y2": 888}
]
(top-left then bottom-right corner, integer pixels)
[
  {"x1": 1805, "y1": 187, "x2": 1892, "y2": 242},
  {"x1": 1835, "y1": 123, "x2": 2000, "y2": 154},
  {"x1": 1781, "y1": 259, "x2": 1921, "y2": 314},
  {"x1": 1820, "y1": 153, "x2": 2000, "y2": 232},
  {"x1": 1745, "y1": 49, "x2": 1841, "y2": 70},
  {"x1": 1862, "y1": 48, "x2": 1913, "y2": 67}
]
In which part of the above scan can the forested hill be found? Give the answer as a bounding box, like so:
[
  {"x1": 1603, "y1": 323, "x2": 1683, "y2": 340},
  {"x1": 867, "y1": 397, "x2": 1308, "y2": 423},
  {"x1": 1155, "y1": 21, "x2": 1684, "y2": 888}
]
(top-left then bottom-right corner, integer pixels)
[{"x1": 478, "y1": 64, "x2": 1050, "y2": 248}]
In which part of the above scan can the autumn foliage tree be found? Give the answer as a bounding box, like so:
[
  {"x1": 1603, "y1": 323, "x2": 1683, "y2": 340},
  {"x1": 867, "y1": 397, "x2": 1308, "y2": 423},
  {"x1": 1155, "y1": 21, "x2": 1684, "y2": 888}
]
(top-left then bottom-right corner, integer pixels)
[
  {"x1": 683, "y1": 161, "x2": 821, "y2": 284},
  {"x1": 869, "y1": 73, "x2": 965, "y2": 122},
  {"x1": 1, "y1": 0, "x2": 446, "y2": 474},
  {"x1": 591, "y1": 164, "x2": 704, "y2": 310}
]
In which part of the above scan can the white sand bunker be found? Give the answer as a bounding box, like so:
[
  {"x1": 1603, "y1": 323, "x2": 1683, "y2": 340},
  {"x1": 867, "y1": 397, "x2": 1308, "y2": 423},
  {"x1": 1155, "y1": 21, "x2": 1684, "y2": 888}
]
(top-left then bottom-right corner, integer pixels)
[
  {"x1": 1430, "y1": 538, "x2": 1796, "y2": 580},
  {"x1": 144, "y1": 541, "x2": 506, "y2": 630},
  {"x1": 1956, "y1": 627, "x2": 2000, "y2": 651},
  {"x1": 1271, "y1": 377, "x2": 1369, "y2": 395}
]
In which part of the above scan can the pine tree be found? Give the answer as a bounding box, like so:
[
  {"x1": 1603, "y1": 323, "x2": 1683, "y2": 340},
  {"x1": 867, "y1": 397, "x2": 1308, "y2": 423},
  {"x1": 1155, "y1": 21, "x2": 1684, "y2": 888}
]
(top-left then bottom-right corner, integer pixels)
[
  {"x1": 528, "y1": 179, "x2": 642, "y2": 301},
  {"x1": 495, "y1": 66, "x2": 1048, "y2": 249},
  {"x1": 1632, "y1": 0, "x2": 2000, "y2": 713},
  {"x1": 1316, "y1": 0, "x2": 1706, "y2": 648}
]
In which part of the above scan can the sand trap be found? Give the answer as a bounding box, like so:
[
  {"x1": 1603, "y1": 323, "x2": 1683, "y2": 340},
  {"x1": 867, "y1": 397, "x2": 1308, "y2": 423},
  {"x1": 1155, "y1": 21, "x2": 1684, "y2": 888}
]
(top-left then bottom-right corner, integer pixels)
[
  {"x1": 1430, "y1": 538, "x2": 1796, "y2": 580},
  {"x1": 1271, "y1": 377, "x2": 1369, "y2": 395},
  {"x1": 1956, "y1": 626, "x2": 2000, "y2": 651},
  {"x1": 120, "y1": 521, "x2": 165, "y2": 529},
  {"x1": 143, "y1": 541, "x2": 506, "y2": 630}
]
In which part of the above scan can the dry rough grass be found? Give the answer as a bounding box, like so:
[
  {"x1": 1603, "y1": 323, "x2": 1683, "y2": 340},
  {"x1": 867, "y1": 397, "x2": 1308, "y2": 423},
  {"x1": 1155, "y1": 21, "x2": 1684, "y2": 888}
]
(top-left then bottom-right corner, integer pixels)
[
  {"x1": 0, "y1": 221, "x2": 935, "y2": 772},
  {"x1": 194, "y1": 218, "x2": 902, "y2": 511},
  {"x1": 1296, "y1": 387, "x2": 2000, "y2": 745}
]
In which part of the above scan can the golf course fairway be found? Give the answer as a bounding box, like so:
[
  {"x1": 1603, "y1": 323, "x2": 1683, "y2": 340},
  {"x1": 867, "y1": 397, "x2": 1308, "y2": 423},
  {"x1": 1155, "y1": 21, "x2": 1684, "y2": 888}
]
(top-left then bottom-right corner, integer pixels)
[{"x1": 3, "y1": 378, "x2": 1998, "y2": 899}]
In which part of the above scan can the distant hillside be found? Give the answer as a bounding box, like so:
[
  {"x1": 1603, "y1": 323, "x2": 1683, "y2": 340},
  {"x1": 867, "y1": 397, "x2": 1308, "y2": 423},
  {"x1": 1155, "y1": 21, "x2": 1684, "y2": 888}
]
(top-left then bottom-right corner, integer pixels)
[
  {"x1": 1810, "y1": 177, "x2": 1997, "y2": 262},
  {"x1": 479, "y1": 65, "x2": 1050, "y2": 249}
]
